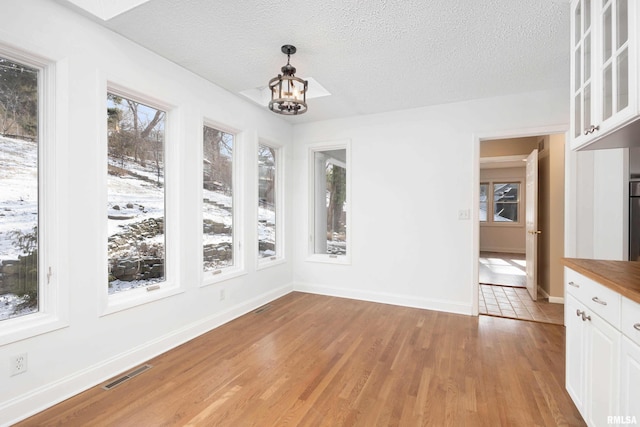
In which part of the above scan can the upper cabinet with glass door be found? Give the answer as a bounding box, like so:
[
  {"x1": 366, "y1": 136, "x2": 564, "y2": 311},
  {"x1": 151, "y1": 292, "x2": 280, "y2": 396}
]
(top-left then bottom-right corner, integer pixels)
[{"x1": 570, "y1": 0, "x2": 638, "y2": 150}]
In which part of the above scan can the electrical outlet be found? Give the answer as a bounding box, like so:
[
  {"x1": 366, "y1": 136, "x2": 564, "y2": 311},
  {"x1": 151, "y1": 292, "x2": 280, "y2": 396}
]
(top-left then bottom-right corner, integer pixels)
[
  {"x1": 11, "y1": 353, "x2": 27, "y2": 376},
  {"x1": 220, "y1": 288, "x2": 226, "y2": 301}
]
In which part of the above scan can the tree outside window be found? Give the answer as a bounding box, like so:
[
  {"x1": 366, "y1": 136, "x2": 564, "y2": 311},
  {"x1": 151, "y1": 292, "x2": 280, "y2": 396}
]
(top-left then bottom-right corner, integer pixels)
[
  {"x1": 202, "y1": 125, "x2": 234, "y2": 272},
  {"x1": 106, "y1": 93, "x2": 166, "y2": 294},
  {"x1": 258, "y1": 144, "x2": 276, "y2": 259}
]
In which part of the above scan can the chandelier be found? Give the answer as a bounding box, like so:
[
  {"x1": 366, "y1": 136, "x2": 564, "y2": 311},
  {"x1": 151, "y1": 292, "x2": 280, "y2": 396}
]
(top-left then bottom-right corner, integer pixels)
[{"x1": 268, "y1": 45, "x2": 308, "y2": 115}]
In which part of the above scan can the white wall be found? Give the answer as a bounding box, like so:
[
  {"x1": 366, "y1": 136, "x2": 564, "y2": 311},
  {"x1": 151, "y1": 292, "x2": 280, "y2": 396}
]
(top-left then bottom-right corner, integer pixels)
[
  {"x1": 479, "y1": 167, "x2": 526, "y2": 253},
  {"x1": 292, "y1": 90, "x2": 569, "y2": 315},
  {"x1": 0, "y1": 1, "x2": 293, "y2": 424}
]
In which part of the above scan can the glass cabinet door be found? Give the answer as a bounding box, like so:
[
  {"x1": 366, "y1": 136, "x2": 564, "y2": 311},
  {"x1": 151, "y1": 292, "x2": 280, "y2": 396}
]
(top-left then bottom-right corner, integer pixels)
[
  {"x1": 573, "y1": 0, "x2": 593, "y2": 138},
  {"x1": 599, "y1": 0, "x2": 629, "y2": 122}
]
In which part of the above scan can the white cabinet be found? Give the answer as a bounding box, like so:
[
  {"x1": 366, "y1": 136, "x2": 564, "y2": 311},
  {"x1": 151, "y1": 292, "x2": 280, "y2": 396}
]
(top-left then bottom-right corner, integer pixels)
[
  {"x1": 565, "y1": 293, "x2": 620, "y2": 425},
  {"x1": 584, "y1": 307, "x2": 620, "y2": 426},
  {"x1": 570, "y1": 0, "x2": 639, "y2": 150},
  {"x1": 565, "y1": 294, "x2": 587, "y2": 414},
  {"x1": 620, "y1": 297, "x2": 640, "y2": 422},
  {"x1": 565, "y1": 268, "x2": 622, "y2": 426},
  {"x1": 620, "y1": 336, "x2": 640, "y2": 423}
]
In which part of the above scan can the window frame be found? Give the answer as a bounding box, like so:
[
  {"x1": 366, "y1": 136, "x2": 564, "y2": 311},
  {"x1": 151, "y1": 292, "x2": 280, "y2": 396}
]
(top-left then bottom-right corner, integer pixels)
[
  {"x1": 99, "y1": 82, "x2": 182, "y2": 316},
  {"x1": 257, "y1": 139, "x2": 285, "y2": 269},
  {"x1": 307, "y1": 140, "x2": 351, "y2": 264},
  {"x1": 0, "y1": 45, "x2": 67, "y2": 345},
  {"x1": 479, "y1": 179, "x2": 523, "y2": 227},
  {"x1": 200, "y1": 119, "x2": 245, "y2": 287}
]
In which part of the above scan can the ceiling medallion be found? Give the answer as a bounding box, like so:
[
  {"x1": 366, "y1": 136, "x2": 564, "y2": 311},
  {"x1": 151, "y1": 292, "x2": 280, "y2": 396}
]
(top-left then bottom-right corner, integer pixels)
[{"x1": 268, "y1": 45, "x2": 308, "y2": 115}]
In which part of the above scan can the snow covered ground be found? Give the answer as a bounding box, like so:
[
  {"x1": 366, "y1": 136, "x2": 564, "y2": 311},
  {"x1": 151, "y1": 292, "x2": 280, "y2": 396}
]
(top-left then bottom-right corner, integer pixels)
[
  {"x1": 1, "y1": 134, "x2": 277, "y2": 315},
  {"x1": 0, "y1": 136, "x2": 38, "y2": 260},
  {"x1": 0, "y1": 136, "x2": 38, "y2": 320}
]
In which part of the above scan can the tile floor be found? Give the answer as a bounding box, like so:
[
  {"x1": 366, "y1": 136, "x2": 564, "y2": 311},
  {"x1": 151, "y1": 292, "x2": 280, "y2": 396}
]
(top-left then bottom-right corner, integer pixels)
[
  {"x1": 478, "y1": 252, "x2": 564, "y2": 325},
  {"x1": 479, "y1": 284, "x2": 564, "y2": 325}
]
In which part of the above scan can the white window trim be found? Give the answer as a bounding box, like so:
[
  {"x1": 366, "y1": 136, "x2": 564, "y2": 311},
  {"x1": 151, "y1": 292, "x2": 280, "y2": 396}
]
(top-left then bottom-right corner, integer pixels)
[
  {"x1": 257, "y1": 139, "x2": 285, "y2": 270},
  {"x1": 200, "y1": 120, "x2": 246, "y2": 287},
  {"x1": 0, "y1": 45, "x2": 68, "y2": 345},
  {"x1": 306, "y1": 139, "x2": 351, "y2": 265},
  {"x1": 480, "y1": 179, "x2": 524, "y2": 228},
  {"x1": 99, "y1": 81, "x2": 183, "y2": 316}
]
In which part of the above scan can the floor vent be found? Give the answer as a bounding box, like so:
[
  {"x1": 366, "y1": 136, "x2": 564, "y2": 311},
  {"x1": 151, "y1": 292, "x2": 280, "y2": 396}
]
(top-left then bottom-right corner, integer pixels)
[
  {"x1": 254, "y1": 304, "x2": 272, "y2": 314},
  {"x1": 102, "y1": 364, "x2": 152, "y2": 390}
]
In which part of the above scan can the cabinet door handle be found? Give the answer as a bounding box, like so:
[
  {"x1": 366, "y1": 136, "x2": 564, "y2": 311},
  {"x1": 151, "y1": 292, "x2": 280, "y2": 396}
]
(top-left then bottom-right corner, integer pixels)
[
  {"x1": 568, "y1": 281, "x2": 579, "y2": 288},
  {"x1": 576, "y1": 309, "x2": 582, "y2": 317},
  {"x1": 591, "y1": 296, "x2": 607, "y2": 306},
  {"x1": 634, "y1": 323, "x2": 640, "y2": 331},
  {"x1": 584, "y1": 125, "x2": 601, "y2": 135},
  {"x1": 581, "y1": 312, "x2": 591, "y2": 322}
]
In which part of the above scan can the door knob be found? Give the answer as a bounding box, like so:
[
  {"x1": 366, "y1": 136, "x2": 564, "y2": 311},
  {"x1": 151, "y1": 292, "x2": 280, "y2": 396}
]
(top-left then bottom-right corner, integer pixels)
[{"x1": 528, "y1": 230, "x2": 542, "y2": 235}]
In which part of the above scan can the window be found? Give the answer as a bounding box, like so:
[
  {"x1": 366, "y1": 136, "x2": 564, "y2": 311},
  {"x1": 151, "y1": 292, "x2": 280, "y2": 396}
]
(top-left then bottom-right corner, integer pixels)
[
  {"x1": 310, "y1": 143, "x2": 350, "y2": 260},
  {"x1": 258, "y1": 143, "x2": 278, "y2": 260},
  {"x1": 479, "y1": 183, "x2": 488, "y2": 222},
  {"x1": 107, "y1": 93, "x2": 166, "y2": 294},
  {"x1": 479, "y1": 181, "x2": 521, "y2": 224},
  {"x1": 0, "y1": 56, "x2": 39, "y2": 321},
  {"x1": 493, "y1": 183, "x2": 520, "y2": 222},
  {"x1": 202, "y1": 125, "x2": 234, "y2": 275}
]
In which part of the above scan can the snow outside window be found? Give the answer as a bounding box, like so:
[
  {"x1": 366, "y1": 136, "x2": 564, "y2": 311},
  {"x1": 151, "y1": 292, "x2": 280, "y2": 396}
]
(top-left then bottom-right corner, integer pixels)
[
  {"x1": 107, "y1": 93, "x2": 166, "y2": 294},
  {"x1": 479, "y1": 183, "x2": 488, "y2": 222},
  {"x1": 0, "y1": 56, "x2": 39, "y2": 322},
  {"x1": 480, "y1": 181, "x2": 521, "y2": 224},
  {"x1": 202, "y1": 125, "x2": 234, "y2": 274},
  {"x1": 493, "y1": 183, "x2": 519, "y2": 222},
  {"x1": 258, "y1": 143, "x2": 277, "y2": 260}
]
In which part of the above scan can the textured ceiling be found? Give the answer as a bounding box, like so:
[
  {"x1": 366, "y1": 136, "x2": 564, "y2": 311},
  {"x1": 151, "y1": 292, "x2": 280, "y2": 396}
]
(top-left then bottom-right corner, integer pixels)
[{"x1": 60, "y1": 0, "x2": 571, "y2": 123}]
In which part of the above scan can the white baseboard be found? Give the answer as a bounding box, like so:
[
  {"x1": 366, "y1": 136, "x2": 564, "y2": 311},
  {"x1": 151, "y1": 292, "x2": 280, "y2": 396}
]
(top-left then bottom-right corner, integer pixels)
[
  {"x1": 537, "y1": 287, "x2": 564, "y2": 304},
  {"x1": 549, "y1": 296, "x2": 564, "y2": 304},
  {"x1": 479, "y1": 247, "x2": 525, "y2": 254},
  {"x1": 1, "y1": 283, "x2": 293, "y2": 427},
  {"x1": 538, "y1": 287, "x2": 550, "y2": 299},
  {"x1": 293, "y1": 282, "x2": 472, "y2": 316}
]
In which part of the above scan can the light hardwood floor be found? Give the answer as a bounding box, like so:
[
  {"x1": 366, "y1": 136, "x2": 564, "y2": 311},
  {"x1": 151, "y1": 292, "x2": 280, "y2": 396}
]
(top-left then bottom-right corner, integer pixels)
[{"x1": 17, "y1": 293, "x2": 584, "y2": 426}]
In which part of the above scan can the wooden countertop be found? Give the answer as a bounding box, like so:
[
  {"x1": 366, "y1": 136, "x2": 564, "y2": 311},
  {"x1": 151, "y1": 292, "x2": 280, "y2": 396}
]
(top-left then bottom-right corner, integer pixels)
[{"x1": 562, "y1": 258, "x2": 640, "y2": 304}]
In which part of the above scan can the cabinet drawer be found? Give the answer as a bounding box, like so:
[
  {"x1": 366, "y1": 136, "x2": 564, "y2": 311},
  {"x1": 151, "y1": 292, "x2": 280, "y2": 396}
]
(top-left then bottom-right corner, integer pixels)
[
  {"x1": 565, "y1": 267, "x2": 591, "y2": 299},
  {"x1": 565, "y1": 267, "x2": 621, "y2": 328},
  {"x1": 622, "y1": 297, "x2": 640, "y2": 347}
]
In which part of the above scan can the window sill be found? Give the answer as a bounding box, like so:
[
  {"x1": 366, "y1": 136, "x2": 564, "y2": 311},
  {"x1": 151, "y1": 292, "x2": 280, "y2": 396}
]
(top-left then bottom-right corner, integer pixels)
[
  {"x1": 257, "y1": 257, "x2": 286, "y2": 271},
  {"x1": 101, "y1": 283, "x2": 184, "y2": 317},
  {"x1": 306, "y1": 254, "x2": 351, "y2": 265},
  {"x1": 480, "y1": 222, "x2": 524, "y2": 228},
  {"x1": 0, "y1": 312, "x2": 68, "y2": 346},
  {"x1": 201, "y1": 267, "x2": 247, "y2": 287}
]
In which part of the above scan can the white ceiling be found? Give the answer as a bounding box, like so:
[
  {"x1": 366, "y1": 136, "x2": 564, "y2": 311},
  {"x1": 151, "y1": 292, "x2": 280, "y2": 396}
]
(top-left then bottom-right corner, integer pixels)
[{"x1": 58, "y1": 0, "x2": 571, "y2": 123}]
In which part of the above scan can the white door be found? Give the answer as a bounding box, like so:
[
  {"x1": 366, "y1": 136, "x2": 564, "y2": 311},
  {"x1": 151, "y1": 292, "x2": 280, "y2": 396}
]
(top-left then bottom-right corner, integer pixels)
[
  {"x1": 585, "y1": 312, "x2": 620, "y2": 427},
  {"x1": 620, "y1": 337, "x2": 640, "y2": 424},
  {"x1": 565, "y1": 295, "x2": 587, "y2": 418},
  {"x1": 525, "y1": 149, "x2": 539, "y2": 301}
]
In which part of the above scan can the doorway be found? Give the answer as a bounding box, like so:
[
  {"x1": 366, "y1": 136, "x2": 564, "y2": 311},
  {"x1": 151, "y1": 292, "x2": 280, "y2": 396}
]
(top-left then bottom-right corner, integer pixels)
[{"x1": 475, "y1": 133, "x2": 566, "y2": 325}]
